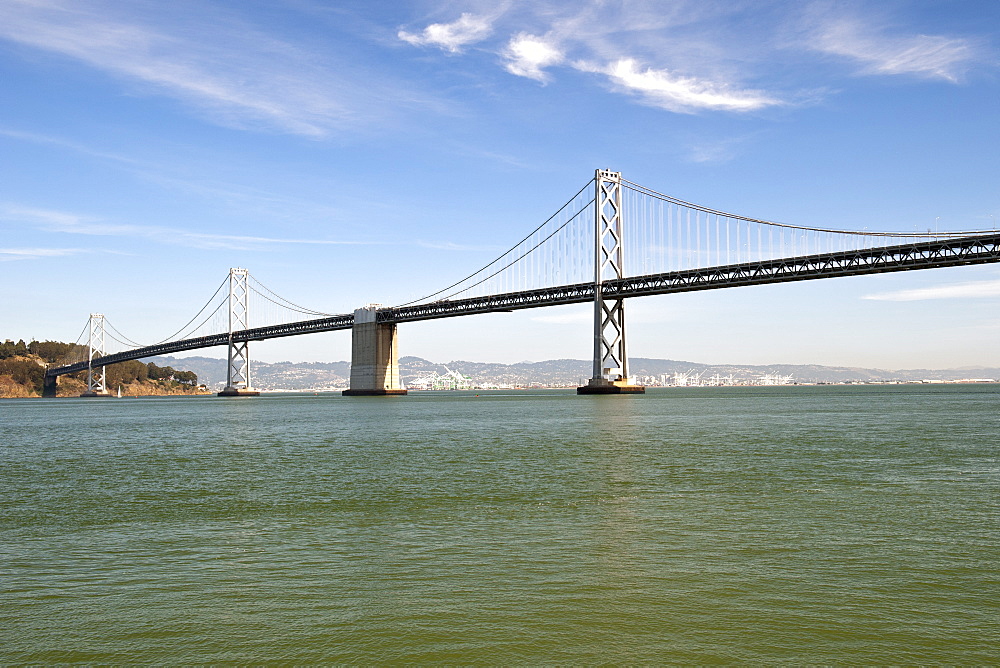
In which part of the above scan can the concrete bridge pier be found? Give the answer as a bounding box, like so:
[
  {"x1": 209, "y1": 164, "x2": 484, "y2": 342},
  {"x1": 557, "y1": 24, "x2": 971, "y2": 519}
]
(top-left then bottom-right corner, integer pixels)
[
  {"x1": 343, "y1": 306, "x2": 407, "y2": 396},
  {"x1": 42, "y1": 373, "x2": 57, "y2": 398}
]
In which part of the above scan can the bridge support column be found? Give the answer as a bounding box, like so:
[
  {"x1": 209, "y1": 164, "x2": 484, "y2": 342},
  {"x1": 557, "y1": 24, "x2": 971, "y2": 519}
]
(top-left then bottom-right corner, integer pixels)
[
  {"x1": 578, "y1": 169, "x2": 644, "y2": 395},
  {"x1": 343, "y1": 306, "x2": 406, "y2": 396},
  {"x1": 218, "y1": 268, "x2": 260, "y2": 397},
  {"x1": 81, "y1": 313, "x2": 111, "y2": 397},
  {"x1": 43, "y1": 372, "x2": 57, "y2": 398}
]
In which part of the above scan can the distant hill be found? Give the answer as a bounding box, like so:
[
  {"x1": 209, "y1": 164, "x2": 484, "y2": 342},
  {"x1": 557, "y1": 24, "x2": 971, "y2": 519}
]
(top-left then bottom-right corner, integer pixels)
[
  {"x1": 147, "y1": 356, "x2": 350, "y2": 390},
  {"x1": 150, "y1": 355, "x2": 1000, "y2": 390}
]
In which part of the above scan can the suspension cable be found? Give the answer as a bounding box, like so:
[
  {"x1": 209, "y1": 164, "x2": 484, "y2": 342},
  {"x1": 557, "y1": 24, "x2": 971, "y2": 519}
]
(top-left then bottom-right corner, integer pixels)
[
  {"x1": 104, "y1": 319, "x2": 147, "y2": 348},
  {"x1": 104, "y1": 329, "x2": 141, "y2": 350},
  {"x1": 622, "y1": 179, "x2": 990, "y2": 237},
  {"x1": 249, "y1": 284, "x2": 330, "y2": 315},
  {"x1": 437, "y1": 198, "x2": 595, "y2": 301},
  {"x1": 54, "y1": 320, "x2": 93, "y2": 366},
  {"x1": 395, "y1": 178, "x2": 596, "y2": 306},
  {"x1": 247, "y1": 274, "x2": 335, "y2": 316},
  {"x1": 152, "y1": 275, "x2": 229, "y2": 344},
  {"x1": 178, "y1": 299, "x2": 228, "y2": 339},
  {"x1": 71, "y1": 320, "x2": 90, "y2": 347}
]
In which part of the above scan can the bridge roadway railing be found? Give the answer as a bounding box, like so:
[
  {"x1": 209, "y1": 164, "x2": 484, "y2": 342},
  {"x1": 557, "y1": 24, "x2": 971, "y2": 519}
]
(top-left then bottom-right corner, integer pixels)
[{"x1": 46, "y1": 233, "x2": 1000, "y2": 378}]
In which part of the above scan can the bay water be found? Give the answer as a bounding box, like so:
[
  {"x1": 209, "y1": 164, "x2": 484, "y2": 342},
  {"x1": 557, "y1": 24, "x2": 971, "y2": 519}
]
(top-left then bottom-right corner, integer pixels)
[{"x1": 2, "y1": 385, "x2": 998, "y2": 663}]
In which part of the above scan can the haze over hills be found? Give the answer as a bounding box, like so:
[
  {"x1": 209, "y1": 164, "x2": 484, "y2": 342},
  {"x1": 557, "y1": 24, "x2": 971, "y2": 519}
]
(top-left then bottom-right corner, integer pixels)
[{"x1": 150, "y1": 355, "x2": 1000, "y2": 390}]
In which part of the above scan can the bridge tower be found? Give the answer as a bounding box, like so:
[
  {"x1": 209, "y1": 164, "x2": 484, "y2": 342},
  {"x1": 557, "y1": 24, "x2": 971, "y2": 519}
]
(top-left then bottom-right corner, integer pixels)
[
  {"x1": 81, "y1": 313, "x2": 111, "y2": 397},
  {"x1": 578, "y1": 169, "x2": 645, "y2": 394},
  {"x1": 342, "y1": 305, "x2": 407, "y2": 396},
  {"x1": 218, "y1": 268, "x2": 260, "y2": 397}
]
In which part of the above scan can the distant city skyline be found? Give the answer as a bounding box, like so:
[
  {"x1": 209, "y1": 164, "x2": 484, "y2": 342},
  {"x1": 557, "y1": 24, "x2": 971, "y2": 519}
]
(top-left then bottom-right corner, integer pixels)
[{"x1": 2, "y1": 1, "x2": 998, "y2": 369}]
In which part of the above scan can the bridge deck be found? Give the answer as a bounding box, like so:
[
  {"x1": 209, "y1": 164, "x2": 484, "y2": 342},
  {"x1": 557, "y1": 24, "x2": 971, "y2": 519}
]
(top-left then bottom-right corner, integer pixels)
[{"x1": 47, "y1": 233, "x2": 1000, "y2": 377}]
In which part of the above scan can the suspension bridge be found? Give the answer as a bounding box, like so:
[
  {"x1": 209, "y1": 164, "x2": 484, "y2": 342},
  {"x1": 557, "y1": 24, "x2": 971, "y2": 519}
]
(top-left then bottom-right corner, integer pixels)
[{"x1": 43, "y1": 169, "x2": 1000, "y2": 397}]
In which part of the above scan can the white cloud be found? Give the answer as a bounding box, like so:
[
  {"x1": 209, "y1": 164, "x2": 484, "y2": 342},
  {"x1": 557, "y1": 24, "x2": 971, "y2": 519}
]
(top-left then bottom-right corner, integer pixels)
[
  {"x1": 400, "y1": 3, "x2": 983, "y2": 118},
  {"x1": 811, "y1": 18, "x2": 974, "y2": 82},
  {"x1": 503, "y1": 33, "x2": 563, "y2": 82},
  {"x1": 863, "y1": 280, "x2": 1000, "y2": 302},
  {"x1": 582, "y1": 58, "x2": 781, "y2": 113},
  {"x1": 396, "y1": 3, "x2": 781, "y2": 111},
  {"x1": 398, "y1": 13, "x2": 493, "y2": 53},
  {"x1": 0, "y1": 247, "x2": 86, "y2": 261}
]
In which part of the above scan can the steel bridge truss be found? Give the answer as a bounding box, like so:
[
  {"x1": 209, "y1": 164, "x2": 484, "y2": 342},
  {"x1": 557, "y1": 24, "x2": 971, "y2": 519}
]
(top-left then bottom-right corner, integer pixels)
[
  {"x1": 380, "y1": 232, "x2": 1000, "y2": 322},
  {"x1": 46, "y1": 232, "x2": 1000, "y2": 379}
]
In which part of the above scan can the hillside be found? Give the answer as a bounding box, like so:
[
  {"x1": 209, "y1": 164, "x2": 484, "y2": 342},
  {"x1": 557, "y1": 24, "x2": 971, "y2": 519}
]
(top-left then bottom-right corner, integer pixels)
[
  {"x1": 7, "y1": 338, "x2": 997, "y2": 397},
  {"x1": 146, "y1": 356, "x2": 351, "y2": 391},
  {"x1": 148, "y1": 354, "x2": 1000, "y2": 390},
  {"x1": 0, "y1": 339, "x2": 209, "y2": 398}
]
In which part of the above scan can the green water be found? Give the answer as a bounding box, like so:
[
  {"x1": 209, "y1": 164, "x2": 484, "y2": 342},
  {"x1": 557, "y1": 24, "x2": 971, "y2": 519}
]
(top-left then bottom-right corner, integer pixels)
[{"x1": 2, "y1": 386, "x2": 998, "y2": 663}]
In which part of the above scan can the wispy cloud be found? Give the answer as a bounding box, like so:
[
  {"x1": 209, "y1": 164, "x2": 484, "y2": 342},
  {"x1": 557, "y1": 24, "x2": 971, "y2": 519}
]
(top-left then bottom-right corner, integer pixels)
[
  {"x1": 398, "y1": 12, "x2": 493, "y2": 53},
  {"x1": 0, "y1": 127, "x2": 142, "y2": 165},
  {"x1": 1, "y1": 204, "x2": 378, "y2": 251},
  {"x1": 809, "y1": 16, "x2": 975, "y2": 82},
  {"x1": 0, "y1": 247, "x2": 87, "y2": 262},
  {"x1": 530, "y1": 306, "x2": 590, "y2": 324},
  {"x1": 863, "y1": 279, "x2": 1000, "y2": 302},
  {"x1": 0, "y1": 127, "x2": 378, "y2": 224},
  {"x1": 685, "y1": 136, "x2": 746, "y2": 164},
  {"x1": 417, "y1": 240, "x2": 503, "y2": 252},
  {"x1": 531, "y1": 303, "x2": 684, "y2": 325},
  {"x1": 503, "y1": 33, "x2": 564, "y2": 82},
  {"x1": 0, "y1": 1, "x2": 423, "y2": 137}
]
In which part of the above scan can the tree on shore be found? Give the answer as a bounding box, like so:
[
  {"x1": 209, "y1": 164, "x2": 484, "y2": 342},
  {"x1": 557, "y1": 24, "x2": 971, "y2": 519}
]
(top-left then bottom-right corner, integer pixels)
[
  {"x1": 28, "y1": 340, "x2": 87, "y2": 364},
  {"x1": 0, "y1": 357, "x2": 44, "y2": 393},
  {"x1": 0, "y1": 339, "x2": 29, "y2": 359},
  {"x1": 1, "y1": 337, "x2": 199, "y2": 396}
]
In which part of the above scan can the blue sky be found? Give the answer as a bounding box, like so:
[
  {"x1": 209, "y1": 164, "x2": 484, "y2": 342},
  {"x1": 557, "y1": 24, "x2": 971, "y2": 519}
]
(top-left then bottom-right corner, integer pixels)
[{"x1": 2, "y1": 0, "x2": 999, "y2": 369}]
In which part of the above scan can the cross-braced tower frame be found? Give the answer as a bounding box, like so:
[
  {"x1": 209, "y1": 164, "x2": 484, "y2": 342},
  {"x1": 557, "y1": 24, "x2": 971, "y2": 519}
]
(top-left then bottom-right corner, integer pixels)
[
  {"x1": 82, "y1": 313, "x2": 109, "y2": 396},
  {"x1": 578, "y1": 169, "x2": 644, "y2": 394},
  {"x1": 218, "y1": 268, "x2": 258, "y2": 396}
]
